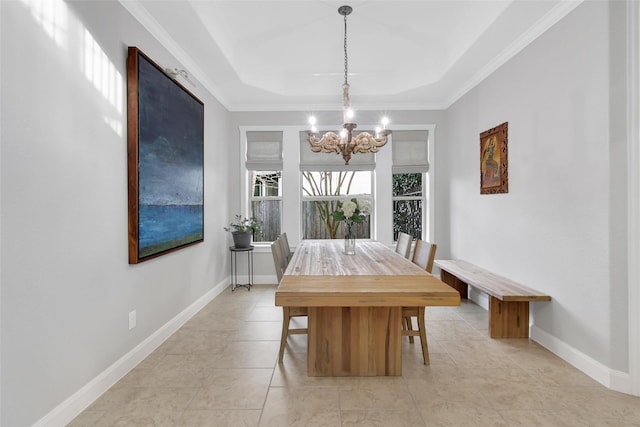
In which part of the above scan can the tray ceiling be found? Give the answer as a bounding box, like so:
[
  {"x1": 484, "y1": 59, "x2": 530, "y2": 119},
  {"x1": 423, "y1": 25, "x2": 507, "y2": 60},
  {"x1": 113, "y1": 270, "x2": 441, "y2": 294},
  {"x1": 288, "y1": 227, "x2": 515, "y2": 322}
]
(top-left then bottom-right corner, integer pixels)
[{"x1": 121, "y1": 0, "x2": 582, "y2": 111}]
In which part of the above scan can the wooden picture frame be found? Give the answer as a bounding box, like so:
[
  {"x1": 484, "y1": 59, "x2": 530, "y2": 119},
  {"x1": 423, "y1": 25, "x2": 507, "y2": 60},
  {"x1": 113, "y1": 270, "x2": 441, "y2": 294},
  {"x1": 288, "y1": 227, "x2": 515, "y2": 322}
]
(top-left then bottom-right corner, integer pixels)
[
  {"x1": 480, "y1": 122, "x2": 508, "y2": 194},
  {"x1": 127, "y1": 47, "x2": 204, "y2": 264}
]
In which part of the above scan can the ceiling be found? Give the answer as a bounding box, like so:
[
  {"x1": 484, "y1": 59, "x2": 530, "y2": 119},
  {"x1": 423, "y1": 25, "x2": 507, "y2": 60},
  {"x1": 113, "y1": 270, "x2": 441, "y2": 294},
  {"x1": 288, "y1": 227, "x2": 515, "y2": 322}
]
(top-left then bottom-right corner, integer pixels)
[{"x1": 121, "y1": 0, "x2": 582, "y2": 111}]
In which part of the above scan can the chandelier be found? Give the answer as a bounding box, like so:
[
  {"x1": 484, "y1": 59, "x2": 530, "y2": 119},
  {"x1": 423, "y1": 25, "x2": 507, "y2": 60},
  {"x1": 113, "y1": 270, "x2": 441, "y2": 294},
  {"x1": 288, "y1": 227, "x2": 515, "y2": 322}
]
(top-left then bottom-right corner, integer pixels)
[{"x1": 307, "y1": 5, "x2": 391, "y2": 165}]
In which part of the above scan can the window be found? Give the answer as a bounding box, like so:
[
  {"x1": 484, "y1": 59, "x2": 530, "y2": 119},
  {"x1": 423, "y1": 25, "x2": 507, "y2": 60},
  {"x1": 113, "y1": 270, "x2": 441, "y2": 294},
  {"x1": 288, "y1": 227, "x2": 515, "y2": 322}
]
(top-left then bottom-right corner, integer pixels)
[
  {"x1": 392, "y1": 130, "x2": 429, "y2": 240},
  {"x1": 246, "y1": 131, "x2": 283, "y2": 242},
  {"x1": 250, "y1": 171, "x2": 281, "y2": 242},
  {"x1": 393, "y1": 173, "x2": 423, "y2": 240},
  {"x1": 301, "y1": 171, "x2": 372, "y2": 239},
  {"x1": 299, "y1": 130, "x2": 376, "y2": 239}
]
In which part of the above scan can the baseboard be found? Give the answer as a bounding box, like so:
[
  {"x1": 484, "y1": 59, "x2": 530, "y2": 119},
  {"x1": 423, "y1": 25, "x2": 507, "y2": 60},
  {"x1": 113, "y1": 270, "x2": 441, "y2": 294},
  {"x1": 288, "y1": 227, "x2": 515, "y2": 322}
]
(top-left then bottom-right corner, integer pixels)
[
  {"x1": 463, "y1": 290, "x2": 633, "y2": 395},
  {"x1": 231, "y1": 275, "x2": 278, "y2": 285},
  {"x1": 33, "y1": 278, "x2": 229, "y2": 427},
  {"x1": 253, "y1": 274, "x2": 278, "y2": 285},
  {"x1": 531, "y1": 325, "x2": 632, "y2": 394},
  {"x1": 468, "y1": 286, "x2": 489, "y2": 310}
]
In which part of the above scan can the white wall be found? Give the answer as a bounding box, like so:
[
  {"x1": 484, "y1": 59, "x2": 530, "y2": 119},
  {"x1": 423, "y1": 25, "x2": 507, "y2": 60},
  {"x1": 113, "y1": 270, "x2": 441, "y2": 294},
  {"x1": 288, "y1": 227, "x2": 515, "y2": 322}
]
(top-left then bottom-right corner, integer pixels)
[
  {"x1": 444, "y1": 0, "x2": 629, "y2": 379},
  {"x1": 0, "y1": 1, "x2": 232, "y2": 425}
]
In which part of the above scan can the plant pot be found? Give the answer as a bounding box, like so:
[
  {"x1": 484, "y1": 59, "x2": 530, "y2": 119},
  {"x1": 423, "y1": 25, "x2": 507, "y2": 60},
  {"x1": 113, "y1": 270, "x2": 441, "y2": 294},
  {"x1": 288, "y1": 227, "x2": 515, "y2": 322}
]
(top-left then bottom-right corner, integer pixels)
[{"x1": 232, "y1": 231, "x2": 252, "y2": 248}]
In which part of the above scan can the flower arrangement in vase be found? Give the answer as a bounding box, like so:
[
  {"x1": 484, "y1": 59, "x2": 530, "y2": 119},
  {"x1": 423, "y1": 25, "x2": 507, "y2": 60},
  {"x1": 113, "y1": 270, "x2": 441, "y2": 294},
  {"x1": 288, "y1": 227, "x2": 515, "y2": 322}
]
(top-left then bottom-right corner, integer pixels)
[{"x1": 332, "y1": 198, "x2": 371, "y2": 255}]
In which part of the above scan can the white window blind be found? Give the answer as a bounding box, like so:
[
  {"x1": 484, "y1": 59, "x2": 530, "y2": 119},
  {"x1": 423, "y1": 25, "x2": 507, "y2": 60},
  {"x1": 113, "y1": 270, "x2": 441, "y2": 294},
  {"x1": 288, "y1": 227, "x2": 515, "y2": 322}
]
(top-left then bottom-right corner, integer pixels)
[
  {"x1": 246, "y1": 131, "x2": 283, "y2": 170},
  {"x1": 392, "y1": 130, "x2": 429, "y2": 174},
  {"x1": 299, "y1": 131, "x2": 375, "y2": 172}
]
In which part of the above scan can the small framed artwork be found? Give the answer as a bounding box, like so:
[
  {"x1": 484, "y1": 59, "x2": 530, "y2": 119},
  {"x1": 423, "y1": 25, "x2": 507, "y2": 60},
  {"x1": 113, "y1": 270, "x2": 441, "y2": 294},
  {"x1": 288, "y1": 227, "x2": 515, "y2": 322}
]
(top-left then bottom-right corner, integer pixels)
[
  {"x1": 127, "y1": 47, "x2": 204, "y2": 263},
  {"x1": 480, "y1": 122, "x2": 508, "y2": 194}
]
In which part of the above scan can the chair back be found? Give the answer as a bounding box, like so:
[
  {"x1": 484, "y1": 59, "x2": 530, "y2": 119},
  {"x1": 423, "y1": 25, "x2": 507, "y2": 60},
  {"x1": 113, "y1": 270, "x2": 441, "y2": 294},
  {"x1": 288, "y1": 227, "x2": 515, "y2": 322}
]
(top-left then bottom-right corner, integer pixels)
[
  {"x1": 279, "y1": 232, "x2": 293, "y2": 264},
  {"x1": 395, "y1": 232, "x2": 412, "y2": 259},
  {"x1": 271, "y1": 240, "x2": 286, "y2": 283},
  {"x1": 411, "y1": 239, "x2": 437, "y2": 273}
]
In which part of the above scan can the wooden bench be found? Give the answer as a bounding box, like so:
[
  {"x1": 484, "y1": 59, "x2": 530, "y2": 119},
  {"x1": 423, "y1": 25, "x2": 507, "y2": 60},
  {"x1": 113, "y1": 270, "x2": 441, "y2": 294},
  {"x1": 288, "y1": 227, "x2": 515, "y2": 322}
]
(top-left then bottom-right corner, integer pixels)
[{"x1": 434, "y1": 260, "x2": 551, "y2": 338}]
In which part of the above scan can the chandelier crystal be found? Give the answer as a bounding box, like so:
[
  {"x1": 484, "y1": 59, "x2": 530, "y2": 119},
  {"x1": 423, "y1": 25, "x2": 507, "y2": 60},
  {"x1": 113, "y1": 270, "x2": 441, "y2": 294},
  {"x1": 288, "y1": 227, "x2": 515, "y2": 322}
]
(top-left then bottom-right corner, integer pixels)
[{"x1": 307, "y1": 5, "x2": 391, "y2": 166}]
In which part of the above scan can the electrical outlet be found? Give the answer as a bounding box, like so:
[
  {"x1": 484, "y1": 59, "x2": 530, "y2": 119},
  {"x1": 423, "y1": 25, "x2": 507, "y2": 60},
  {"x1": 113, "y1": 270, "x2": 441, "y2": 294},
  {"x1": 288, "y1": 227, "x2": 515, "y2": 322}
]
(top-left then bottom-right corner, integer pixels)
[{"x1": 128, "y1": 310, "x2": 137, "y2": 330}]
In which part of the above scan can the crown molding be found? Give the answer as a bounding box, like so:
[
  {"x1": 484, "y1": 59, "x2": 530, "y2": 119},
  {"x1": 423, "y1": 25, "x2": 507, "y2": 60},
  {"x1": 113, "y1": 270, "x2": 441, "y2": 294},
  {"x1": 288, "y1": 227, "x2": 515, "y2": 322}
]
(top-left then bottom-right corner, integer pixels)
[
  {"x1": 118, "y1": 0, "x2": 231, "y2": 108},
  {"x1": 226, "y1": 101, "x2": 449, "y2": 113},
  {"x1": 444, "y1": 0, "x2": 584, "y2": 109}
]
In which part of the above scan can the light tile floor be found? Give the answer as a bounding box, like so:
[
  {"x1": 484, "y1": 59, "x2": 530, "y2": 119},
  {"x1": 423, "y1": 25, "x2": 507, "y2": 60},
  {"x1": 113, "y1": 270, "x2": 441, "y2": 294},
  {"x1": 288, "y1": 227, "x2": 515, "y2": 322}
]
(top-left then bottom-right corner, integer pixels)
[{"x1": 69, "y1": 285, "x2": 640, "y2": 426}]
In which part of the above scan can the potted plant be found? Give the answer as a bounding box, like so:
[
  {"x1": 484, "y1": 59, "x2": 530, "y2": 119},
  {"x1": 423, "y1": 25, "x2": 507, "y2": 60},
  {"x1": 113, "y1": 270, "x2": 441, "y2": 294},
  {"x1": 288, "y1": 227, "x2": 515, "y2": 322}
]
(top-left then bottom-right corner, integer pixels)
[{"x1": 224, "y1": 215, "x2": 261, "y2": 248}]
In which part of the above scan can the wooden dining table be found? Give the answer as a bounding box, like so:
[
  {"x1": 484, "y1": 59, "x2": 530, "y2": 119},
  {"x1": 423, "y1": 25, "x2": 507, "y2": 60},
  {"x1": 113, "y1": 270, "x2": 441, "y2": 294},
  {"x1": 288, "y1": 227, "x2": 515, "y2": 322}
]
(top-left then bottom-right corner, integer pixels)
[{"x1": 275, "y1": 239, "x2": 460, "y2": 377}]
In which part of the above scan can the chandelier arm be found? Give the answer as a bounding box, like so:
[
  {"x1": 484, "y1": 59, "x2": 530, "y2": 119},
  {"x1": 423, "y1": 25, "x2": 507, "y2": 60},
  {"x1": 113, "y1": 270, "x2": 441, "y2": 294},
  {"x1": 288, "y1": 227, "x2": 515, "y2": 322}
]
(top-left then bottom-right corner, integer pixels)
[
  {"x1": 351, "y1": 132, "x2": 390, "y2": 153},
  {"x1": 308, "y1": 132, "x2": 343, "y2": 154}
]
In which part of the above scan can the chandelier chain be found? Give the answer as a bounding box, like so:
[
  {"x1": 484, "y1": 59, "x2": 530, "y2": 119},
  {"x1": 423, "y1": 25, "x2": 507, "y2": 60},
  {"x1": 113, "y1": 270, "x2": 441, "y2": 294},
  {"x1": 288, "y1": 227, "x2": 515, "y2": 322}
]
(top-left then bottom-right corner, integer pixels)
[
  {"x1": 343, "y1": 13, "x2": 348, "y2": 86},
  {"x1": 306, "y1": 5, "x2": 391, "y2": 166}
]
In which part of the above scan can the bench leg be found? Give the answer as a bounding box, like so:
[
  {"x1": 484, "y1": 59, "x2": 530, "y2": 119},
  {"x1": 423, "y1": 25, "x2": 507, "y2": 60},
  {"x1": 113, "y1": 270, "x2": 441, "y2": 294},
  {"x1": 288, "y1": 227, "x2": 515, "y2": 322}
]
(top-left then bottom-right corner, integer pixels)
[
  {"x1": 440, "y1": 270, "x2": 468, "y2": 299},
  {"x1": 489, "y1": 297, "x2": 529, "y2": 338}
]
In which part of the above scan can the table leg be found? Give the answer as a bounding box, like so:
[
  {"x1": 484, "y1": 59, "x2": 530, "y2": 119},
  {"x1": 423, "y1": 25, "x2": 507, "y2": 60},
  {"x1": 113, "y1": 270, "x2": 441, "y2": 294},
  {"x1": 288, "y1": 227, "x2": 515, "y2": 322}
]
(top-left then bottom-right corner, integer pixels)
[{"x1": 307, "y1": 306, "x2": 402, "y2": 376}]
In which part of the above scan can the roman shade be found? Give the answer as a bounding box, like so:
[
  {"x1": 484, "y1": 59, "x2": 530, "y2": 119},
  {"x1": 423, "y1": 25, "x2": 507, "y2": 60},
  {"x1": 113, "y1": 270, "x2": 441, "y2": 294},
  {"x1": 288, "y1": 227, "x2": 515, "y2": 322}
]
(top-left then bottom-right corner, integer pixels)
[
  {"x1": 246, "y1": 131, "x2": 283, "y2": 170},
  {"x1": 392, "y1": 130, "x2": 429, "y2": 174}
]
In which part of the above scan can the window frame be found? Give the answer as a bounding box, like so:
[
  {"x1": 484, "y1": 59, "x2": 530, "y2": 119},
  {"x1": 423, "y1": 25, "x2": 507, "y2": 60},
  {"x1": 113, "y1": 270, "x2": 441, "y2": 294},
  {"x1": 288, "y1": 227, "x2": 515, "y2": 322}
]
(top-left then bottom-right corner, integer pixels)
[
  {"x1": 389, "y1": 125, "x2": 435, "y2": 244},
  {"x1": 240, "y1": 126, "x2": 287, "y2": 246}
]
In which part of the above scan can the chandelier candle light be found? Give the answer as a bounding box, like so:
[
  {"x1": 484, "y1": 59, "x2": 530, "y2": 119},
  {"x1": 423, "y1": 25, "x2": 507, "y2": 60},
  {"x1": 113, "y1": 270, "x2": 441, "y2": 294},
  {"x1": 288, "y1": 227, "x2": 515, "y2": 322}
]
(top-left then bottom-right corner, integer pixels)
[{"x1": 307, "y1": 5, "x2": 391, "y2": 165}]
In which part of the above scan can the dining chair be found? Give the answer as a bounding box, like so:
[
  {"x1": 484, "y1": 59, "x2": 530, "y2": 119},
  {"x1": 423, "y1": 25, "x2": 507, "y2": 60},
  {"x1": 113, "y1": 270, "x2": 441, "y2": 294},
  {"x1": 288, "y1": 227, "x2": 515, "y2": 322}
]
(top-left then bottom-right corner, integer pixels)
[
  {"x1": 411, "y1": 239, "x2": 437, "y2": 274},
  {"x1": 271, "y1": 240, "x2": 285, "y2": 282},
  {"x1": 402, "y1": 239, "x2": 437, "y2": 365},
  {"x1": 280, "y1": 232, "x2": 293, "y2": 263},
  {"x1": 277, "y1": 233, "x2": 293, "y2": 268},
  {"x1": 272, "y1": 239, "x2": 307, "y2": 363},
  {"x1": 395, "y1": 232, "x2": 412, "y2": 259}
]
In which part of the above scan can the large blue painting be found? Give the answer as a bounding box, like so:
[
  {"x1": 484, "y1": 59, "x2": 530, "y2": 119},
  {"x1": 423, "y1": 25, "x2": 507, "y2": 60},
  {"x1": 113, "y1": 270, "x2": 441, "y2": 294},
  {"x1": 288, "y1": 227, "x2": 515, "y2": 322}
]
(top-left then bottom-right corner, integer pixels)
[{"x1": 127, "y1": 47, "x2": 204, "y2": 263}]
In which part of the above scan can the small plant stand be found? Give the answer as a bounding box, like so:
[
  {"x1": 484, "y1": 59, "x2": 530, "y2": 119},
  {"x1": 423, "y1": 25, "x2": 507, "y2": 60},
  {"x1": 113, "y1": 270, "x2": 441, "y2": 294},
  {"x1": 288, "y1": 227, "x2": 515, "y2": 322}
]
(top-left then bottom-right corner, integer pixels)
[{"x1": 229, "y1": 245, "x2": 254, "y2": 292}]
